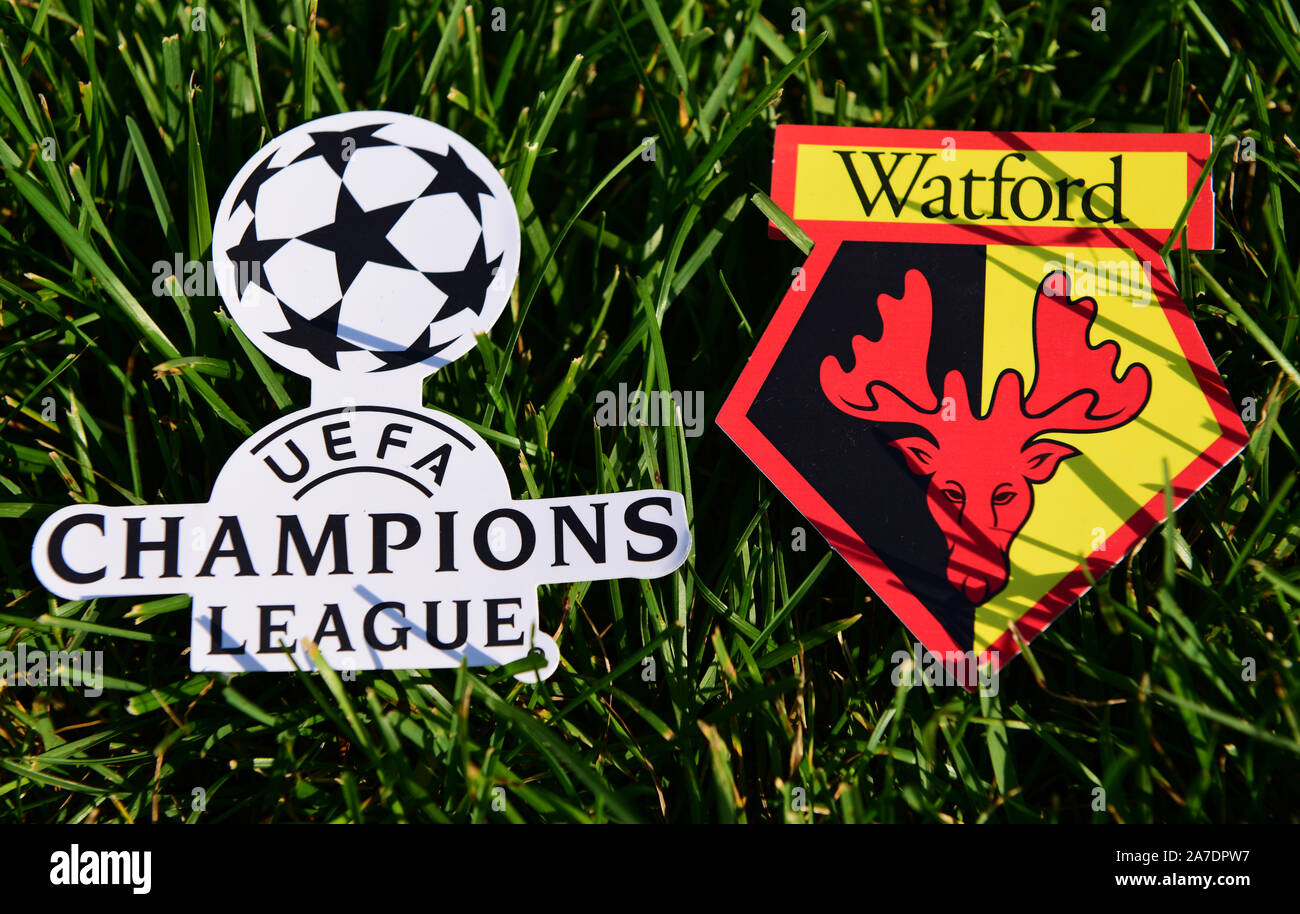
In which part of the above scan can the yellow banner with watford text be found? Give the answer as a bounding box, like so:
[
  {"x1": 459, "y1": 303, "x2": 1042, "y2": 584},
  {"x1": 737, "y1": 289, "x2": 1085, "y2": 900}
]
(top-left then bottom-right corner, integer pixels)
[{"x1": 771, "y1": 127, "x2": 1214, "y2": 249}]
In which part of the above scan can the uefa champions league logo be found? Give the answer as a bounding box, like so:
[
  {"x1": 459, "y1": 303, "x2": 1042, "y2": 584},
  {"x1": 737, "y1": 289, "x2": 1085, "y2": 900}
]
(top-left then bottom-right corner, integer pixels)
[{"x1": 31, "y1": 112, "x2": 691, "y2": 682}]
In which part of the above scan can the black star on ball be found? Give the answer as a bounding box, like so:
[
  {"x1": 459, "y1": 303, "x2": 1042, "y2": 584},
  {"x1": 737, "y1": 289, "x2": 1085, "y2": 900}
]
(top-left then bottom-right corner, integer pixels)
[
  {"x1": 265, "y1": 301, "x2": 362, "y2": 369},
  {"x1": 230, "y1": 153, "x2": 282, "y2": 215},
  {"x1": 370, "y1": 327, "x2": 456, "y2": 372},
  {"x1": 223, "y1": 218, "x2": 290, "y2": 298},
  {"x1": 410, "y1": 146, "x2": 491, "y2": 221},
  {"x1": 298, "y1": 184, "x2": 417, "y2": 296},
  {"x1": 423, "y1": 235, "x2": 502, "y2": 321},
  {"x1": 289, "y1": 123, "x2": 393, "y2": 177}
]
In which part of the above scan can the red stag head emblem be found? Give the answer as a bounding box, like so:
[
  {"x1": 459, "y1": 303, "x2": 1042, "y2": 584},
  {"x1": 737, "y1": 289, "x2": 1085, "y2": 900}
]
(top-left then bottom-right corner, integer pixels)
[{"x1": 821, "y1": 269, "x2": 1151, "y2": 605}]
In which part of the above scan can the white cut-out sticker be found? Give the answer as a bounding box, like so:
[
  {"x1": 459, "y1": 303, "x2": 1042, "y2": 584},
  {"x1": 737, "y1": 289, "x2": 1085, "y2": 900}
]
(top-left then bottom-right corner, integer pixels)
[{"x1": 31, "y1": 111, "x2": 690, "y2": 682}]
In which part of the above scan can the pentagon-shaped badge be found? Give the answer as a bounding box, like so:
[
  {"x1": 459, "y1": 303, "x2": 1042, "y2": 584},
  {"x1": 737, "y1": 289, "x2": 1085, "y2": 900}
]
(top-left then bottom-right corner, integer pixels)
[{"x1": 718, "y1": 126, "x2": 1246, "y2": 677}]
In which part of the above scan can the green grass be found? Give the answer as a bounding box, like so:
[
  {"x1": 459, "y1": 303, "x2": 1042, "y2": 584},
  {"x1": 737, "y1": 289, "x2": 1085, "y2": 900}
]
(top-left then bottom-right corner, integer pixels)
[{"x1": 0, "y1": 0, "x2": 1297, "y2": 823}]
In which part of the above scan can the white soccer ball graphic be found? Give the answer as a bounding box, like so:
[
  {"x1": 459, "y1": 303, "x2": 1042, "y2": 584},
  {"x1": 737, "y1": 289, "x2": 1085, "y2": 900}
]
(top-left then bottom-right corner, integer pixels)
[{"x1": 212, "y1": 111, "x2": 520, "y2": 377}]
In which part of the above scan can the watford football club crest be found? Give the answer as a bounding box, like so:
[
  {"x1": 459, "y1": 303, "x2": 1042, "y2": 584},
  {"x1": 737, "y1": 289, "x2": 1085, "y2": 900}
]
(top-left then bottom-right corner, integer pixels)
[
  {"x1": 31, "y1": 112, "x2": 691, "y2": 681},
  {"x1": 718, "y1": 126, "x2": 1246, "y2": 674}
]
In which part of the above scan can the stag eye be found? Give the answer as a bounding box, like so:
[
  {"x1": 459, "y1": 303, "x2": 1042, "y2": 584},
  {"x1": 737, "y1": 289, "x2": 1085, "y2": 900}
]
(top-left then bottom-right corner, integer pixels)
[
  {"x1": 941, "y1": 487, "x2": 965, "y2": 504},
  {"x1": 993, "y1": 488, "x2": 1016, "y2": 506}
]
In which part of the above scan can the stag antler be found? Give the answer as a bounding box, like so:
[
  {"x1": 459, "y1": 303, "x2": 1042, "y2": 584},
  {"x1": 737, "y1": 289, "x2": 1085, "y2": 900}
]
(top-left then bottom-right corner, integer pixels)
[
  {"x1": 986, "y1": 271, "x2": 1151, "y2": 446},
  {"x1": 822, "y1": 268, "x2": 1149, "y2": 449},
  {"x1": 820, "y1": 269, "x2": 967, "y2": 433}
]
